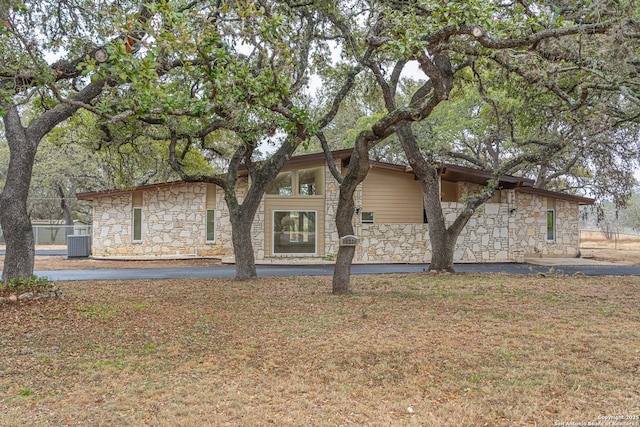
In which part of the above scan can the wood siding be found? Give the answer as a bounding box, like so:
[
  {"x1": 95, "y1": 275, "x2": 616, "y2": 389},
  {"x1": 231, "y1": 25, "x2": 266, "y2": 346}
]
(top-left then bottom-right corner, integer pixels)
[{"x1": 361, "y1": 167, "x2": 423, "y2": 223}]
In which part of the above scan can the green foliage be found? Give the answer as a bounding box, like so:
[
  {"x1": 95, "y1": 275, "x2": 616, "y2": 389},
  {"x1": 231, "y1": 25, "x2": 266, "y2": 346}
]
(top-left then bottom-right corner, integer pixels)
[
  {"x1": 18, "y1": 389, "x2": 33, "y2": 397},
  {"x1": 1, "y1": 275, "x2": 52, "y2": 294}
]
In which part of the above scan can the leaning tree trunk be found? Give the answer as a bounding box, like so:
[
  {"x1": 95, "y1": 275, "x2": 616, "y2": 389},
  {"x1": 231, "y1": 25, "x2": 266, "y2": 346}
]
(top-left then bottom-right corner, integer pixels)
[
  {"x1": 396, "y1": 123, "x2": 460, "y2": 272},
  {"x1": 0, "y1": 109, "x2": 38, "y2": 282}
]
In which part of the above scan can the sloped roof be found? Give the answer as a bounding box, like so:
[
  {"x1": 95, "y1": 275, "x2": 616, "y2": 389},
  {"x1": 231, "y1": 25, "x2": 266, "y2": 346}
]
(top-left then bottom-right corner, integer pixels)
[
  {"x1": 77, "y1": 149, "x2": 594, "y2": 204},
  {"x1": 76, "y1": 181, "x2": 192, "y2": 200}
]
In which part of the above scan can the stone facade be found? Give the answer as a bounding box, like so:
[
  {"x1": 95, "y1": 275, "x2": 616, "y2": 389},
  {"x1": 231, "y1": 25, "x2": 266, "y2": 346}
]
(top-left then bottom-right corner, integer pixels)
[
  {"x1": 87, "y1": 164, "x2": 585, "y2": 262},
  {"x1": 510, "y1": 191, "x2": 580, "y2": 258},
  {"x1": 349, "y1": 189, "x2": 582, "y2": 264},
  {"x1": 92, "y1": 182, "x2": 231, "y2": 257}
]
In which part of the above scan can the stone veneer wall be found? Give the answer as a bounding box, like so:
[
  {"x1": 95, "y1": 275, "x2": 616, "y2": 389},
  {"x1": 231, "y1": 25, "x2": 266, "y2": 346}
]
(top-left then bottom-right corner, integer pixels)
[
  {"x1": 92, "y1": 172, "x2": 581, "y2": 262},
  {"x1": 510, "y1": 191, "x2": 580, "y2": 257},
  {"x1": 92, "y1": 182, "x2": 236, "y2": 258},
  {"x1": 359, "y1": 224, "x2": 431, "y2": 263},
  {"x1": 352, "y1": 189, "x2": 581, "y2": 263},
  {"x1": 92, "y1": 193, "x2": 133, "y2": 256},
  {"x1": 357, "y1": 202, "x2": 511, "y2": 263}
]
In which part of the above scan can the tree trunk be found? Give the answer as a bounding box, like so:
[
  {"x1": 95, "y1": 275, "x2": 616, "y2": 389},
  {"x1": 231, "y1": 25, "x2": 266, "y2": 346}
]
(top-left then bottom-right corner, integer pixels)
[
  {"x1": 1, "y1": 83, "x2": 103, "y2": 282},
  {"x1": 332, "y1": 189, "x2": 357, "y2": 294},
  {"x1": 396, "y1": 123, "x2": 460, "y2": 272},
  {"x1": 420, "y1": 164, "x2": 458, "y2": 272},
  {"x1": 425, "y1": 216, "x2": 457, "y2": 272},
  {"x1": 398, "y1": 122, "x2": 493, "y2": 272},
  {"x1": 332, "y1": 141, "x2": 370, "y2": 294},
  {"x1": 230, "y1": 212, "x2": 257, "y2": 280},
  {"x1": 0, "y1": 108, "x2": 38, "y2": 281}
]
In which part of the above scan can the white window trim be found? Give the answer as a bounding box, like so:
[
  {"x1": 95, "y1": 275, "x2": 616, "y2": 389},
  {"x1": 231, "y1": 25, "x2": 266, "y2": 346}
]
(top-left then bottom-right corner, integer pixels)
[
  {"x1": 205, "y1": 209, "x2": 216, "y2": 243},
  {"x1": 272, "y1": 210, "x2": 318, "y2": 256},
  {"x1": 361, "y1": 212, "x2": 375, "y2": 224}
]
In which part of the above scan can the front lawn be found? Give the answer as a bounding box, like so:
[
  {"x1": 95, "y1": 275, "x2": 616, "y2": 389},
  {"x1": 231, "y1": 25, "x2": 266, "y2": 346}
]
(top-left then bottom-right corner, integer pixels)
[{"x1": 1, "y1": 274, "x2": 638, "y2": 426}]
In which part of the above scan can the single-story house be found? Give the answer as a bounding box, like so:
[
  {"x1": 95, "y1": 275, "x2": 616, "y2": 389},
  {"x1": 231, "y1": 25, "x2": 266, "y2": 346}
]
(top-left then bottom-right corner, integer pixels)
[{"x1": 76, "y1": 149, "x2": 594, "y2": 263}]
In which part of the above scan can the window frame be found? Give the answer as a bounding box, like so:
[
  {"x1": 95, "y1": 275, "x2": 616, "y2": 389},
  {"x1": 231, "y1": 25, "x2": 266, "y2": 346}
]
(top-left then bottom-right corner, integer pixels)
[
  {"x1": 361, "y1": 212, "x2": 375, "y2": 224},
  {"x1": 272, "y1": 210, "x2": 318, "y2": 255},
  {"x1": 205, "y1": 209, "x2": 216, "y2": 243},
  {"x1": 132, "y1": 207, "x2": 143, "y2": 242},
  {"x1": 546, "y1": 209, "x2": 556, "y2": 241},
  {"x1": 297, "y1": 167, "x2": 325, "y2": 196},
  {"x1": 266, "y1": 167, "x2": 325, "y2": 198},
  {"x1": 266, "y1": 171, "x2": 293, "y2": 196}
]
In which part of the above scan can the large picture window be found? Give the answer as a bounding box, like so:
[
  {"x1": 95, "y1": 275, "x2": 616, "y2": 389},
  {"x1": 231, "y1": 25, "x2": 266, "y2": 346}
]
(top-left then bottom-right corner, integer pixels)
[
  {"x1": 273, "y1": 211, "x2": 316, "y2": 254},
  {"x1": 132, "y1": 207, "x2": 142, "y2": 242}
]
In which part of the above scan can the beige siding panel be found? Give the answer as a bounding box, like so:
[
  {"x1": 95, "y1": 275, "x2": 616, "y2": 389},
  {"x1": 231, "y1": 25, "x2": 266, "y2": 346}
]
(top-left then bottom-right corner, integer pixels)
[
  {"x1": 206, "y1": 184, "x2": 217, "y2": 209},
  {"x1": 361, "y1": 168, "x2": 423, "y2": 223},
  {"x1": 440, "y1": 180, "x2": 459, "y2": 202},
  {"x1": 458, "y1": 181, "x2": 502, "y2": 203},
  {"x1": 264, "y1": 197, "x2": 325, "y2": 257},
  {"x1": 132, "y1": 191, "x2": 143, "y2": 207}
]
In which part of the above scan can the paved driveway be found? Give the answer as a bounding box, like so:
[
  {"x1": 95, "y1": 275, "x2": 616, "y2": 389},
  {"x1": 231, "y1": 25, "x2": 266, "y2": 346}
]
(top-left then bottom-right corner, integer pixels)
[{"x1": 32, "y1": 261, "x2": 640, "y2": 281}]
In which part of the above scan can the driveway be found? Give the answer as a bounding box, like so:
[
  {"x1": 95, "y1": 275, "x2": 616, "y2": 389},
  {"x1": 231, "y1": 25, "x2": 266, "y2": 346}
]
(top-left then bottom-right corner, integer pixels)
[{"x1": 32, "y1": 261, "x2": 640, "y2": 281}]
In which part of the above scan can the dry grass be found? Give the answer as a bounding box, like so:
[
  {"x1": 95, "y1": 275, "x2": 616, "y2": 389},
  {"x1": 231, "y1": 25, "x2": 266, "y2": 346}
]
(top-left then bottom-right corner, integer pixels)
[
  {"x1": 580, "y1": 234, "x2": 640, "y2": 265},
  {"x1": 1, "y1": 274, "x2": 639, "y2": 426}
]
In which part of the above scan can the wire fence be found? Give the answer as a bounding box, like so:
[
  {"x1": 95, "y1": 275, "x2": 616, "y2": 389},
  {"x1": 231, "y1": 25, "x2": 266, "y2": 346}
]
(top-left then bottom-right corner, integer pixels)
[
  {"x1": 580, "y1": 228, "x2": 640, "y2": 250},
  {"x1": 0, "y1": 225, "x2": 92, "y2": 246}
]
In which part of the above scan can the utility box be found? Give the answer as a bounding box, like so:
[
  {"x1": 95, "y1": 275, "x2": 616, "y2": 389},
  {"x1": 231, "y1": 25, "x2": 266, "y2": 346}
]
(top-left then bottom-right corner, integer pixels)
[
  {"x1": 67, "y1": 235, "x2": 91, "y2": 258},
  {"x1": 339, "y1": 235, "x2": 359, "y2": 247}
]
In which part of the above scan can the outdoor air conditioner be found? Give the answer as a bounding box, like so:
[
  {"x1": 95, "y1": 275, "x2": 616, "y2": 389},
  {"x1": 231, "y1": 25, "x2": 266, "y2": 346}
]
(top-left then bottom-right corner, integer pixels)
[{"x1": 67, "y1": 235, "x2": 91, "y2": 258}]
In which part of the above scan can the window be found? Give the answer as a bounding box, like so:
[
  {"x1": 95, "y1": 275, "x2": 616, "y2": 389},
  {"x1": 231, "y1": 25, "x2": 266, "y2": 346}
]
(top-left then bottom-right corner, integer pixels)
[
  {"x1": 273, "y1": 211, "x2": 316, "y2": 254},
  {"x1": 132, "y1": 207, "x2": 142, "y2": 242},
  {"x1": 267, "y1": 168, "x2": 324, "y2": 196},
  {"x1": 546, "y1": 209, "x2": 555, "y2": 241},
  {"x1": 362, "y1": 212, "x2": 375, "y2": 223},
  {"x1": 298, "y1": 167, "x2": 324, "y2": 196},
  {"x1": 266, "y1": 172, "x2": 292, "y2": 195},
  {"x1": 206, "y1": 209, "x2": 215, "y2": 242}
]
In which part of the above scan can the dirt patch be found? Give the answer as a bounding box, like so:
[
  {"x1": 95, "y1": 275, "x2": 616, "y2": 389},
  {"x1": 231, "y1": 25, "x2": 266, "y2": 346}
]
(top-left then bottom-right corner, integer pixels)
[
  {"x1": 1, "y1": 274, "x2": 638, "y2": 426},
  {"x1": 581, "y1": 237, "x2": 640, "y2": 265},
  {"x1": 580, "y1": 248, "x2": 640, "y2": 265}
]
